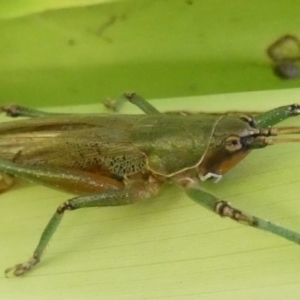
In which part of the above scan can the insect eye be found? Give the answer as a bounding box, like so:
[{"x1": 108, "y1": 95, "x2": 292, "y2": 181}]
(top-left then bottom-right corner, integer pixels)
[{"x1": 224, "y1": 136, "x2": 242, "y2": 152}]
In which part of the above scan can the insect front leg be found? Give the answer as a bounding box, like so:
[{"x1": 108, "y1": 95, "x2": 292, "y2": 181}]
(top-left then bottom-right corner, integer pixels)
[
  {"x1": 104, "y1": 92, "x2": 160, "y2": 114},
  {"x1": 185, "y1": 184, "x2": 300, "y2": 245},
  {"x1": 251, "y1": 103, "x2": 300, "y2": 127},
  {"x1": 5, "y1": 179, "x2": 162, "y2": 277},
  {"x1": 1, "y1": 104, "x2": 64, "y2": 118}
]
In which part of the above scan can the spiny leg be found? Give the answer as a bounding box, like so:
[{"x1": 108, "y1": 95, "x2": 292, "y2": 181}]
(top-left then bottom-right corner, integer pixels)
[
  {"x1": 1, "y1": 104, "x2": 65, "y2": 118},
  {"x1": 5, "y1": 180, "x2": 160, "y2": 277},
  {"x1": 185, "y1": 184, "x2": 300, "y2": 245},
  {"x1": 104, "y1": 92, "x2": 161, "y2": 114}
]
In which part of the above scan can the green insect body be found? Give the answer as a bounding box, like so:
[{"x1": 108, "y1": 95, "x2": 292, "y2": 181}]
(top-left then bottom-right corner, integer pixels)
[{"x1": 1, "y1": 92, "x2": 300, "y2": 277}]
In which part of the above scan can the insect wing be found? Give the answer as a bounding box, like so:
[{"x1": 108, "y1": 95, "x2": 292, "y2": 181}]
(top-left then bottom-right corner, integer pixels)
[{"x1": 0, "y1": 115, "x2": 145, "y2": 176}]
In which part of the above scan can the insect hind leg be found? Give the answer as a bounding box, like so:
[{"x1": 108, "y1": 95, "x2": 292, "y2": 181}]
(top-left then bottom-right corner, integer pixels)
[{"x1": 0, "y1": 157, "x2": 127, "y2": 194}]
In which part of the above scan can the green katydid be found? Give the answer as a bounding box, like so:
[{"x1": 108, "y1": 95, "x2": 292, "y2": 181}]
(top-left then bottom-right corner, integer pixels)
[{"x1": 1, "y1": 92, "x2": 300, "y2": 277}]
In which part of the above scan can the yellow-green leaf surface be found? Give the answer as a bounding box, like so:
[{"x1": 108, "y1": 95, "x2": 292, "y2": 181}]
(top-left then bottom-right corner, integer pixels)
[
  {"x1": 1, "y1": 0, "x2": 300, "y2": 107},
  {"x1": 0, "y1": 89, "x2": 300, "y2": 299}
]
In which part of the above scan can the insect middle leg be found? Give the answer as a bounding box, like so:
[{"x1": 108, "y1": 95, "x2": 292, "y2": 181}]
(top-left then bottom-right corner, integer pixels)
[
  {"x1": 5, "y1": 179, "x2": 160, "y2": 277},
  {"x1": 185, "y1": 184, "x2": 300, "y2": 245},
  {"x1": 104, "y1": 92, "x2": 161, "y2": 114},
  {"x1": 5, "y1": 180, "x2": 157, "y2": 276}
]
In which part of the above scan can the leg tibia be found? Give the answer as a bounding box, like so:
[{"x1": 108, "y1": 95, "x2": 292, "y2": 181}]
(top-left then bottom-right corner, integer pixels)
[
  {"x1": 185, "y1": 185, "x2": 300, "y2": 245},
  {"x1": 104, "y1": 92, "x2": 160, "y2": 114}
]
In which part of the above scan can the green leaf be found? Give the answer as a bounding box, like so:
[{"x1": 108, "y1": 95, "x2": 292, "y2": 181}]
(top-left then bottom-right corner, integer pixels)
[{"x1": 1, "y1": 0, "x2": 300, "y2": 106}]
